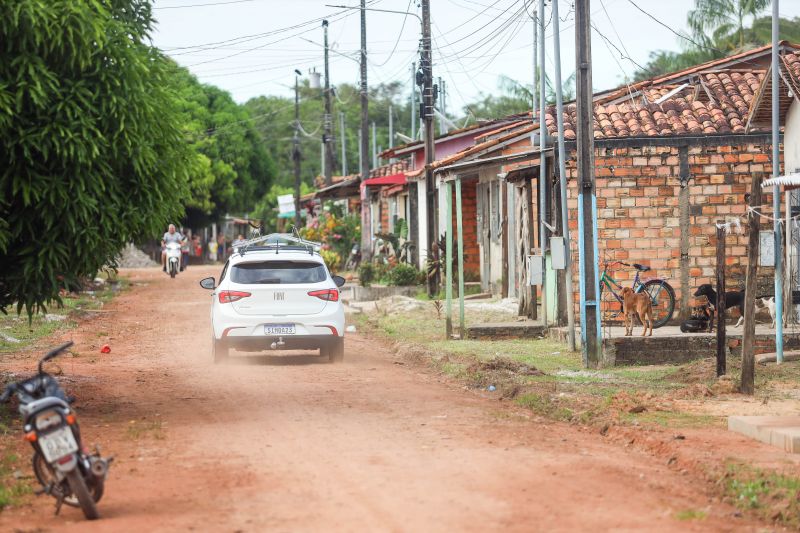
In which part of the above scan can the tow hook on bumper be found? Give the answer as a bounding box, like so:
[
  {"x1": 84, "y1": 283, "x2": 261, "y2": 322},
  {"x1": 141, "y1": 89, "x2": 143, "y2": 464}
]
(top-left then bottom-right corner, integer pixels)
[{"x1": 270, "y1": 337, "x2": 286, "y2": 350}]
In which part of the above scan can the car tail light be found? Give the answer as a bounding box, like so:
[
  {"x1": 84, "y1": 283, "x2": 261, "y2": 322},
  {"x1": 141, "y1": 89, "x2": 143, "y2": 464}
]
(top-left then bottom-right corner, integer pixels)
[
  {"x1": 218, "y1": 290, "x2": 251, "y2": 304},
  {"x1": 308, "y1": 289, "x2": 339, "y2": 302}
]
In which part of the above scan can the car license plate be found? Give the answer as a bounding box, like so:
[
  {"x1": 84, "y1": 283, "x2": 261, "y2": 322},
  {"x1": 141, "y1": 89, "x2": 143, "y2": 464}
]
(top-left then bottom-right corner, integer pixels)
[
  {"x1": 39, "y1": 426, "x2": 78, "y2": 463},
  {"x1": 264, "y1": 324, "x2": 295, "y2": 335}
]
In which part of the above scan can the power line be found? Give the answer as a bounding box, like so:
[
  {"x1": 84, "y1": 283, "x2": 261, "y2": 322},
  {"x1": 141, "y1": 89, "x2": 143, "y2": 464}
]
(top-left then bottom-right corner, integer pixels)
[
  {"x1": 155, "y1": 0, "x2": 261, "y2": 9},
  {"x1": 370, "y1": 0, "x2": 415, "y2": 67},
  {"x1": 625, "y1": 0, "x2": 724, "y2": 54},
  {"x1": 599, "y1": 0, "x2": 631, "y2": 60},
  {"x1": 162, "y1": 0, "x2": 380, "y2": 55},
  {"x1": 590, "y1": 22, "x2": 645, "y2": 72}
]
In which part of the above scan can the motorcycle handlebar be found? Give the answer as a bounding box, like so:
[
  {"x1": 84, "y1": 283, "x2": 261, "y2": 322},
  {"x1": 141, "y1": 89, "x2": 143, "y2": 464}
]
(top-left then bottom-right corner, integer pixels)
[
  {"x1": 0, "y1": 384, "x2": 15, "y2": 403},
  {"x1": 39, "y1": 341, "x2": 74, "y2": 374}
]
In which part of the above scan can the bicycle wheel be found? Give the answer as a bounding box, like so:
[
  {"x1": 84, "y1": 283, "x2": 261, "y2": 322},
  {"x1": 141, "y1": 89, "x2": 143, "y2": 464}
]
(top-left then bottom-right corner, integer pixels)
[{"x1": 640, "y1": 280, "x2": 676, "y2": 328}]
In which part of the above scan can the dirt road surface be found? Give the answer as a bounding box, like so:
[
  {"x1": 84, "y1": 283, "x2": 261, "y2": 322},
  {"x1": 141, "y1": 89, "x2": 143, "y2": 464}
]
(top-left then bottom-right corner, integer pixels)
[{"x1": 0, "y1": 267, "x2": 762, "y2": 531}]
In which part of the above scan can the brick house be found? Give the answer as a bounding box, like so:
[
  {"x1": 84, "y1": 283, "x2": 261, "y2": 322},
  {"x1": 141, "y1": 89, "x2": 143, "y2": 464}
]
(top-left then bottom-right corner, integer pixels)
[{"x1": 433, "y1": 42, "x2": 800, "y2": 324}]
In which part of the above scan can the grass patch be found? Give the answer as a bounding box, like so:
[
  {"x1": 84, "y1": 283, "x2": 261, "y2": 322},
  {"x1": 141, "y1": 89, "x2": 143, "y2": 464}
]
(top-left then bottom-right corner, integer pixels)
[
  {"x1": 674, "y1": 509, "x2": 707, "y2": 521},
  {"x1": 516, "y1": 393, "x2": 574, "y2": 421},
  {"x1": 621, "y1": 410, "x2": 723, "y2": 429},
  {"x1": 0, "y1": 278, "x2": 128, "y2": 351},
  {"x1": 126, "y1": 419, "x2": 166, "y2": 440},
  {"x1": 0, "y1": 452, "x2": 32, "y2": 509},
  {"x1": 723, "y1": 462, "x2": 800, "y2": 527}
]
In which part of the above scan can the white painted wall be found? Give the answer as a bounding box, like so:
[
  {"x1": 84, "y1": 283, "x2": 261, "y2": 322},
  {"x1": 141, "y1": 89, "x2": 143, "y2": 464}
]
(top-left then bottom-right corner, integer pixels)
[
  {"x1": 786, "y1": 99, "x2": 800, "y2": 175},
  {"x1": 416, "y1": 180, "x2": 428, "y2": 270},
  {"x1": 477, "y1": 166, "x2": 504, "y2": 293}
]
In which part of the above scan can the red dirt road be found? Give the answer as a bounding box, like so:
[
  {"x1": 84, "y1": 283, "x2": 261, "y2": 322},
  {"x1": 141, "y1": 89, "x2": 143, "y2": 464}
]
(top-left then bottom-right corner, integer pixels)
[{"x1": 0, "y1": 267, "x2": 761, "y2": 531}]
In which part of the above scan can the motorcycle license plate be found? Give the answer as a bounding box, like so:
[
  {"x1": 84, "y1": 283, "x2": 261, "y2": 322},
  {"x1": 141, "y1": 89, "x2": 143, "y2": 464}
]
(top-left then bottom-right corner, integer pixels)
[
  {"x1": 39, "y1": 426, "x2": 78, "y2": 463},
  {"x1": 264, "y1": 324, "x2": 295, "y2": 335}
]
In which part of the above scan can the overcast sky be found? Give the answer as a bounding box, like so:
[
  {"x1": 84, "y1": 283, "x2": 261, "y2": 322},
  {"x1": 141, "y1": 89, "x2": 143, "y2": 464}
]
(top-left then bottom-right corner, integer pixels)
[{"x1": 152, "y1": 0, "x2": 800, "y2": 119}]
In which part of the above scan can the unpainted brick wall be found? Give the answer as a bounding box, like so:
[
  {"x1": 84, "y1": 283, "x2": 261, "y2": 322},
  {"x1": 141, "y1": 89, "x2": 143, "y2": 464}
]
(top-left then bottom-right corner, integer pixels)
[
  {"x1": 564, "y1": 141, "x2": 783, "y2": 320},
  {"x1": 448, "y1": 180, "x2": 481, "y2": 277}
]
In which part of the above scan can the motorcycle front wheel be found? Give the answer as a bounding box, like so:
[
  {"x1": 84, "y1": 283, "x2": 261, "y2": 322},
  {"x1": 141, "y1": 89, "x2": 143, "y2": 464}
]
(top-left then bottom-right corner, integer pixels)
[
  {"x1": 33, "y1": 453, "x2": 104, "y2": 508},
  {"x1": 66, "y1": 468, "x2": 100, "y2": 520}
]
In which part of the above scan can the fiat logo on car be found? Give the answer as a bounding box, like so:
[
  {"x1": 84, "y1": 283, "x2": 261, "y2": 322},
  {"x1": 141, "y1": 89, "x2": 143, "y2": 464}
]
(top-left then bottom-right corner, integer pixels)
[{"x1": 274, "y1": 292, "x2": 284, "y2": 301}]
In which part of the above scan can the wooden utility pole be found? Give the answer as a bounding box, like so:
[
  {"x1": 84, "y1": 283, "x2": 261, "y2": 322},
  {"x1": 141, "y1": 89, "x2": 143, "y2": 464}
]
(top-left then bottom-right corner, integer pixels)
[
  {"x1": 339, "y1": 111, "x2": 347, "y2": 175},
  {"x1": 552, "y1": 0, "x2": 577, "y2": 352},
  {"x1": 575, "y1": 0, "x2": 601, "y2": 366},
  {"x1": 421, "y1": 0, "x2": 438, "y2": 296},
  {"x1": 322, "y1": 19, "x2": 335, "y2": 186},
  {"x1": 741, "y1": 177, "x2": 762, "y2": 394},
  {"x1": 537, "y1": 0, "x2": 548, "y2": 327},
  {"x1": 716, "y1": 222, "x2": 727, "y2": 377},
  {"x1": 359, "y1": 0, "x2": 372, "y2": 262},
  {"x1": 293, "y1": 70, "x2": 302, "y2": 230}
]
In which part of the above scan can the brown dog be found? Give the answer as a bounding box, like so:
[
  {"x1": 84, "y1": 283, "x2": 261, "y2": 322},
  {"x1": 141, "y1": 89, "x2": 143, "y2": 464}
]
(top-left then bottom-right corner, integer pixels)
[{"x1": 621, "y1": 287, "x2": 653, "y2": 337}]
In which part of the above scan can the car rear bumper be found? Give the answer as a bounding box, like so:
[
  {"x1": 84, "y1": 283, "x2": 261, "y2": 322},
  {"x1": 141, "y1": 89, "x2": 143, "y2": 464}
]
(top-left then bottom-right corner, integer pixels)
[
  {"x1": 212, "y1": 301, "x2": 345, "y2": 340},
  {"x1": 221, "y1": 334, "x2": 341, "y2": 352}
]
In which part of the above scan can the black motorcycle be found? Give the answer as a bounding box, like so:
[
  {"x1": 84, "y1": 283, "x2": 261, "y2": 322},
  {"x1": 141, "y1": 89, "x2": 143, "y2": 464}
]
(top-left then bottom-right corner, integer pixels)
[{"x1": 0, "y1": 342, "x2": 112, "y2": 520}]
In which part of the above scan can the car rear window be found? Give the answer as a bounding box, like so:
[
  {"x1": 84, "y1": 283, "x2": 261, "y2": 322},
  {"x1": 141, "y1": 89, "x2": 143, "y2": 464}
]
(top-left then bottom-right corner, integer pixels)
[{"x1": 231, "y1": 261, "x2": 327, "y2": 284}]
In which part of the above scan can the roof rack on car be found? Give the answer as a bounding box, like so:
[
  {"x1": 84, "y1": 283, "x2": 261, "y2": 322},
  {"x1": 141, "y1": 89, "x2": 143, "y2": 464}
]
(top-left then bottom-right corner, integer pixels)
[{"x1": 234, "y1": 230, "x2": 321, "y2": 257}]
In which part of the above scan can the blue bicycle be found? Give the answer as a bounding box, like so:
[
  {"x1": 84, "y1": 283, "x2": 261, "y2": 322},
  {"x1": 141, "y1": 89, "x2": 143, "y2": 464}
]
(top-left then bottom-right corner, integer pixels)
[{"x1": 598, "y1": 261, "x2": 676, "y2": 328}]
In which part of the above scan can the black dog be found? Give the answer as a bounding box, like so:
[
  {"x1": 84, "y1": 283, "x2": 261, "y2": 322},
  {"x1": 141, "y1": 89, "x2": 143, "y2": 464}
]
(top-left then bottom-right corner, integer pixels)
[{"x1": 693, "y1": 284, "x2": 745, "y2": 328}]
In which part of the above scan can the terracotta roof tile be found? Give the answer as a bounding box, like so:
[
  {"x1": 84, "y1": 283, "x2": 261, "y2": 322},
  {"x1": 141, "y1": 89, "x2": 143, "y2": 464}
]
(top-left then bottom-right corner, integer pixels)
[{"x1": 368, "y1": 158, "x2": 410, "y2": 179}]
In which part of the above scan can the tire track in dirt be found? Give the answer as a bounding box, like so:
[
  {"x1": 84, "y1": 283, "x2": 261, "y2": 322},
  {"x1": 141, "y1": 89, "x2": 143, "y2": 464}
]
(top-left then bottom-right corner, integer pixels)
[{"x1": 0, "y1": 267, "x2": 763, "y2": 531}]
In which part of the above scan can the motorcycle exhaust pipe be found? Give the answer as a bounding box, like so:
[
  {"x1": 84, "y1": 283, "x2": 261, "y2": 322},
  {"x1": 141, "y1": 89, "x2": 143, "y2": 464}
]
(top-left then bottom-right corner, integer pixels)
[{"x1": 90, "y1": 457, "x2": 109, "y2": 479}]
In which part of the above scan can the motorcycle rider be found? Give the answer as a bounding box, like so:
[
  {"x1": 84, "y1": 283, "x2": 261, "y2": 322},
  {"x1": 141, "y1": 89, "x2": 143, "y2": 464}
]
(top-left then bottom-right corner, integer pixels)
[{"x1": 161, "y1": 224, "x2": 185, "y2": 272}]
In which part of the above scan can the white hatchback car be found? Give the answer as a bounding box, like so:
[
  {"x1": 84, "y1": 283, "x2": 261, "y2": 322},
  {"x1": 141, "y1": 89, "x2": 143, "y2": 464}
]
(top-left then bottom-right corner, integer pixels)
[{"x1": 199, "y1": 241, "x2": 346, "y2": 364}]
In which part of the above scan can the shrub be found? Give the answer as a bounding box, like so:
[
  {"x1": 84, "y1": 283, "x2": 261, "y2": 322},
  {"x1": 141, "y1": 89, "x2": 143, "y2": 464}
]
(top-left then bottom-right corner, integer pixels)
[
  {"x1": 320, "y1": 249, "x2": 340, "y2": 271},
  {"x1": 385, "y1": 263, "x2": 422, "y2": 286},
  {"x1": 358, "y1": 263, "x2": 376, "y2": 287}
]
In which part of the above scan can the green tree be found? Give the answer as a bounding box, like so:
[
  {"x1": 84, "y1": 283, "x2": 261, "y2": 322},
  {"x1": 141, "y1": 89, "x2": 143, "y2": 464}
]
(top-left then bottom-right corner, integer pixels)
[
  {"x1": 636, "y1": 8, "x2": 800, "y2": 81},
  {"x1": 245, "y1": 81, "x2": 413, "y2": 189},
  {"x1": 170, "y1": 66, "x2": 277, "y2": 228},
  {"x1": 688, "y1": 0, "x2": 770, "y2": 50},
  {"x1": 0, "y1": 0, "x2": 191, "y2": 315},
  {"x1": 462, "y1": 73, "x2": 576, "y2": 122}
]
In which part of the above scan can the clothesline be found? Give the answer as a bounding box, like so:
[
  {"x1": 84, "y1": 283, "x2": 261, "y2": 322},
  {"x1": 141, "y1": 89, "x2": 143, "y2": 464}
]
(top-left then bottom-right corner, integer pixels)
[{"x1": 714, "y1": 206, "x2": 800, "y2": 233}]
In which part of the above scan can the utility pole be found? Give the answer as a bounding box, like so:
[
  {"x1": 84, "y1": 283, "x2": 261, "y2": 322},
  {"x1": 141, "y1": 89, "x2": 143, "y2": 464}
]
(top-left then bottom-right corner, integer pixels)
[
  {"x1": 293, "y1": 69, "x2": 302, "y2": 230},
  {"x1": 359, "y1": 0, "x2": 372, "y2": 262},
  {"x1": 437, "y1": 76, "x2": 446, "y2": 135},
  {"x1": 741, "y1": 175, "x2": 762, "y2": 394},
  {"x1": 388, "y1": 105, "x2": 394, "y2": 160},
  {"x1": 372, "y1": 122, "x2": 378, "y2": 168},
  {"x1": 529, "y1": 1, "x2": 538, "y2": 320},
  {"x1": 441, "y1": 79, "x2": 446, "y2": 129},
  {"x1": 421, "y1": 0, "x2": 438, "y2": 296},
  {"x1": 358, "y1": 129, "x2": 363, "y2": 174},
  {"x1": 323, "y1": 20, "x2": 335, "y2": 186},
  {"x1": 538, "y1": 0, "x2": 548, "y2": 328},
  {"x1": 340, "y1": 111, "x2": 347, "y2": 175},
  {"x1": 552, "y1": 0, "x2": 576, "y2": 352},
  {"x1": 772, "y1": 0, "x2": 784, "y2": 363},
  {"x1": 411, "y1": 62, "x2": 417, "y2": 139},
  {"x1": 575, "y1": 0, "x2": 602, "y2": 367}
]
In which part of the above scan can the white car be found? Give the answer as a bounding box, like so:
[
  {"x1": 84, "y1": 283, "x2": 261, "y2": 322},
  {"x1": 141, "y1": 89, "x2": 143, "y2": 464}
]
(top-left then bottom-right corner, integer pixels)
[{"x1": 199, "y1": 241, "x2": 346, "y2": 364}]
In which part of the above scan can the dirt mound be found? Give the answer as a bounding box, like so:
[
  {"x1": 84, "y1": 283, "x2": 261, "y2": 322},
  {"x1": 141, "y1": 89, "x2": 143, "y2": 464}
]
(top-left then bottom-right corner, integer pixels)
[
  {"x1": 117, "y1": 243, "x2": 158, "y2": 268},
  {"x1": 468, "y1": 357, "x2": 544, "y2": 376}
]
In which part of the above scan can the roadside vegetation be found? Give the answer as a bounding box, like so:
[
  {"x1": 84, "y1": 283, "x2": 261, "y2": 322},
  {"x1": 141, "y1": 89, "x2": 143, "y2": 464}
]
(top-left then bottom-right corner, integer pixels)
[
  {"x1": 0, "y1": 276, "x2": 127, "y2": 352},
  {"x1": 354, "y1": 297, "x2": 800, "y2": 528}
]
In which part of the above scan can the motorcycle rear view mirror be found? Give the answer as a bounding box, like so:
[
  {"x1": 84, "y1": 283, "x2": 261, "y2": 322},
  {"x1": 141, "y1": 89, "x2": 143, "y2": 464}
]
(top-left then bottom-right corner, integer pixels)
[
  {"x1": 332, "y1": 275, "x2": 346, "y2": 288},
  {"x1": 199, "y1": 277, "x2": 216, "y2": 290}
]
